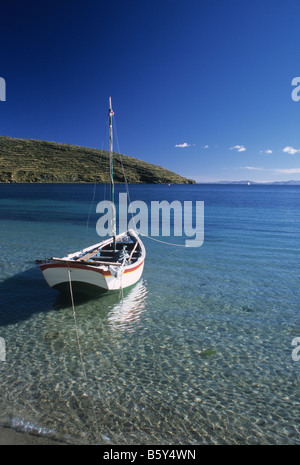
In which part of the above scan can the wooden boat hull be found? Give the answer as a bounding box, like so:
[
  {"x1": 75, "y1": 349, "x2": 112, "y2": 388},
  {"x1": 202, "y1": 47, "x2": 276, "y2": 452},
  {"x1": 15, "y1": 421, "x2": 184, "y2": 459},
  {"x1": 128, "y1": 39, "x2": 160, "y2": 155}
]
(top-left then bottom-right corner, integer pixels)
[
  {"x1": 39, "y1": 259, "x2": 145, "y2": 295},
  {"x1": 37, "y1": 230, "x2": 145, "y2": 296}
]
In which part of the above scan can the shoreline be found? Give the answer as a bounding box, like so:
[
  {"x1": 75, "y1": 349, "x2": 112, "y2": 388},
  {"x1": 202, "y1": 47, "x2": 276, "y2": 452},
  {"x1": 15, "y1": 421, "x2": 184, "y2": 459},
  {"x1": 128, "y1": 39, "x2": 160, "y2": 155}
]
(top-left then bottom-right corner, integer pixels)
[{"x1": 0, "y1": 425, "x2": 66, "y2": 445}]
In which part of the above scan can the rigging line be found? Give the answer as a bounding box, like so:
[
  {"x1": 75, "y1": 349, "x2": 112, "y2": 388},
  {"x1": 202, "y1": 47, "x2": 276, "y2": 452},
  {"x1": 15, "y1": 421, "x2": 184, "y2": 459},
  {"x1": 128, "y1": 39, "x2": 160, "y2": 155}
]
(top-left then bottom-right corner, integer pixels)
[
  {"x1": 102, "y1": 114, "x2": 111, "y2": 201},
  {"x1": 112, "y1": 117, "x2": 186, "y2": 248},
  {"x1": 139, "y1": 233, "x2": 187, "y2": 247},
  {"x1": 85, "y1": 115, "x2": 110, "y2": 242},
  {"x1": 67, "y1": 269, "x2": 101, "y2": 444},
  {"x1": 85, "y1": 180, "x2": 97, "y2": 242},
  {"x1": 113, "y1": 117, "x2": 137, "y2": 231}
]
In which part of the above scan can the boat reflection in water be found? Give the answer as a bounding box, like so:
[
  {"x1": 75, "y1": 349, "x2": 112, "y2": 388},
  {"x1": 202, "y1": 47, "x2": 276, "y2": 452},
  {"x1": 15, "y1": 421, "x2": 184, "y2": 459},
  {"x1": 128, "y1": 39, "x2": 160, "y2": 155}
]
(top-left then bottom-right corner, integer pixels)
[{"x1": 107, "y1": 279, "x2": 148, "y2": 332}]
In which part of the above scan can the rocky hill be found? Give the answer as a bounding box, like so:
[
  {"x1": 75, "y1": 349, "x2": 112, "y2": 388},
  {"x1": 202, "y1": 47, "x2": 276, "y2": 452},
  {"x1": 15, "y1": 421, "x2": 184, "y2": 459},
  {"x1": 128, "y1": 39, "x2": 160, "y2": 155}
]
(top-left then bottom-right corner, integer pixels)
[{"x1": 0, "y1": 137, "x2": 195, "y2": 184}]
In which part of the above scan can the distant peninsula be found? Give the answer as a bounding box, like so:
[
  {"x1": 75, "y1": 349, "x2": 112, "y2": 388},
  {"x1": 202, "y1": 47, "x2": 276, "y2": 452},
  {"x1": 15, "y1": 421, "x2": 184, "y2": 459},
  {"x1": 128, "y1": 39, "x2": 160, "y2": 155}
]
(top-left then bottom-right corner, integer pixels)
[
  {"x1": 0, "y1": 136, "x2": 195, "y2": 184},
  {"x1": 209, "y1": 180, "x2": 300, "y2": 185}
]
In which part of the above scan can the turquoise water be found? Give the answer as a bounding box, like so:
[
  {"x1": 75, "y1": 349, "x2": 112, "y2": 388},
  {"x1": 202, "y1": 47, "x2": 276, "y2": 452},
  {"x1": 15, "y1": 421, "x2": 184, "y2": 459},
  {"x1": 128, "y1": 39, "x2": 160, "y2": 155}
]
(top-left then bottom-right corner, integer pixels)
[{"x1": 0, "y1": 183, "x2": 299, "y2": 444}]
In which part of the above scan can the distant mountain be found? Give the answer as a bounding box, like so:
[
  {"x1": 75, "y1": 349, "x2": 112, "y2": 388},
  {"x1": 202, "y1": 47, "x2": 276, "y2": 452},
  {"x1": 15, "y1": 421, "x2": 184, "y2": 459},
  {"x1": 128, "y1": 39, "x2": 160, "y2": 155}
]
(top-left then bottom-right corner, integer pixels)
[
  {"x1": 202, "y1": 180, "x2": 300, "y2": 185},
  {"x1": 0, "y1": 136, "x2": 196, "y2": 184},
  {"x1": 262, "y1": 180, "x2": 300, "y2": 185},
  {"x1": 214, "y1": 180, "x2": 253, "y2": 185}
]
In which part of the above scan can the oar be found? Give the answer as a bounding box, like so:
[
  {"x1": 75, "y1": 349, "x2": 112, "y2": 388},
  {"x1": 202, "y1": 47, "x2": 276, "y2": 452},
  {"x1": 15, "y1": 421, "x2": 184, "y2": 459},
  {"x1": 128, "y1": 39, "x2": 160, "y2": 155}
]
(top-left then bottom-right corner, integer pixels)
[{"x1": 128, "y1": 240, "x2": 139, "y2": 263}]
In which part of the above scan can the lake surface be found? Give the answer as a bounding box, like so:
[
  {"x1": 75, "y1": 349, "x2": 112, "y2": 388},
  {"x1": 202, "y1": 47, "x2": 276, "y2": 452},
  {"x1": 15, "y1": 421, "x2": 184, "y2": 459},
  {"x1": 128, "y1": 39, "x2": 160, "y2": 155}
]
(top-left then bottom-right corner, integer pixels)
[{"x1": 0, "y1": 183, "x2": 299, "y2": 444}]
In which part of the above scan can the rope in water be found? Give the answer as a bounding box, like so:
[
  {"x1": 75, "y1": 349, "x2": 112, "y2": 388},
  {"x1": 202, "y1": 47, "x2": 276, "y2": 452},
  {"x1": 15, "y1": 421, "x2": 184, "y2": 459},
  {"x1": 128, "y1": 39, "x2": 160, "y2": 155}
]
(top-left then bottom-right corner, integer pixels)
[
  {"x1": 67, "y1": 269, "x2": 100, "y2": 444},
  {"x1": 68, "y1": 269, "x2": 87, "y2": 378}
]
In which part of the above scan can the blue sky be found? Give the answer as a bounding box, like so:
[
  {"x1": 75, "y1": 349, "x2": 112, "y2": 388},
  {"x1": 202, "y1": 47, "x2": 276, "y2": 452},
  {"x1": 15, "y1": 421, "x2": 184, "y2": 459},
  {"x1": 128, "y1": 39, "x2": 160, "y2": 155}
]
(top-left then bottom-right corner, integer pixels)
[{"x1": 1, "y1": 0, "x2": 300, "y2": 182}]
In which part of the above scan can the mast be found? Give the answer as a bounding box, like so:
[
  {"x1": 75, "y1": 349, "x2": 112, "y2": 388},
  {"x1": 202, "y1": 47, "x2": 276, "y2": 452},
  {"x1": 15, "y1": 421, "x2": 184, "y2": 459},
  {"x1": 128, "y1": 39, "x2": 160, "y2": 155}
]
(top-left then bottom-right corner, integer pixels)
[{"x1": 109, "y1": 97, "x2": 117, "y2": 251}]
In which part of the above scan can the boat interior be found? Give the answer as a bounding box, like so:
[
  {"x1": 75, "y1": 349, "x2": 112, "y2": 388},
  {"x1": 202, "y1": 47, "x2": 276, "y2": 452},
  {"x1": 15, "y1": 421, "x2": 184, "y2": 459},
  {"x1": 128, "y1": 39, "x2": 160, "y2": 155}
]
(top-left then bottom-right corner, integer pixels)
[{"x1": 72, "y1": 235, "x2": 142, "y2": 267}]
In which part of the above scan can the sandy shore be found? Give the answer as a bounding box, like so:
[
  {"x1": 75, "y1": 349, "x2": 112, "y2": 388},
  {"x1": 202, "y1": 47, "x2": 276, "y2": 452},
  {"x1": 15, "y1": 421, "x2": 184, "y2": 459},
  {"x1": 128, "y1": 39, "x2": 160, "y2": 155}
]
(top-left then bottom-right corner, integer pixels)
[{"x1": 0, "y1": 425, "x2": 66, "y2": 445}]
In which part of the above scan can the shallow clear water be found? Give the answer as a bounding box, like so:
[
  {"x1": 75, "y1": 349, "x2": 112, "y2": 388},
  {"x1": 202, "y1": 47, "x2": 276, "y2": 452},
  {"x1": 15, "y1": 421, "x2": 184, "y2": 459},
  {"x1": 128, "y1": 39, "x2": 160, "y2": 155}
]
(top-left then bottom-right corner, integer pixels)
[{"x1": 0, "y1": 183, "x2": 299, "y2": 444}]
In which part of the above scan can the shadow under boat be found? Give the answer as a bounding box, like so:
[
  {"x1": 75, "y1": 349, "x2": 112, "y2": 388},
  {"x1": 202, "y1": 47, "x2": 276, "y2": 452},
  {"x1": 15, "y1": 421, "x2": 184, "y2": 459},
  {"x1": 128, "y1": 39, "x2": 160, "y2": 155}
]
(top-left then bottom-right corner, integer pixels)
[
  {"x1": 0, "y1": 265, "x2": 148, "y2": 326},
  {"x1": 0, "y1": 266, "x2": 57, "y2": 326}
]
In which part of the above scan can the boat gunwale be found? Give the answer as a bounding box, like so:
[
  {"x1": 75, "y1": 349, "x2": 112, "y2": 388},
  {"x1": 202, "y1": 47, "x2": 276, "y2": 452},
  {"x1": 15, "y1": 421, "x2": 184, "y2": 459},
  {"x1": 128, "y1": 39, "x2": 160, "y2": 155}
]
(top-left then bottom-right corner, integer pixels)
[{"x1": 39, "y1": 229, "x2": 146, "y2": 273}]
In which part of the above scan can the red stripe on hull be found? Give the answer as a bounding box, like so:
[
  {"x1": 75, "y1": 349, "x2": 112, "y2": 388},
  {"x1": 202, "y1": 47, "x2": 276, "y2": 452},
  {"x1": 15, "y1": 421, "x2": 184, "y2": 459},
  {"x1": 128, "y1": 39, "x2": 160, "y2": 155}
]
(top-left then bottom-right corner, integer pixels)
[{"x1": 40, "y1": 260, "x2": 144, "y2": 277}]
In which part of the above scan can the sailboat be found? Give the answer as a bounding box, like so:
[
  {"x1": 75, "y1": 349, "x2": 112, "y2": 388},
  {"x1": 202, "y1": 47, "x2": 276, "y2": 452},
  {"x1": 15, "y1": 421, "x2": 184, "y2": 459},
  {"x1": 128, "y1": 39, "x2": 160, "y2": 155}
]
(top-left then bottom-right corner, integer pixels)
[{"x1": 36, "y1": 98, "x2": 146, "y2": 296}]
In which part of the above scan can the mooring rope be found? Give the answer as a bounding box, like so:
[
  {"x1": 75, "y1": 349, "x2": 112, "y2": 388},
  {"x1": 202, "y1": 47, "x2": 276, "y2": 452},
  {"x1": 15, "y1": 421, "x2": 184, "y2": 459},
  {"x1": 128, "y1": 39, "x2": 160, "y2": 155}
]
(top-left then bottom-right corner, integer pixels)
[
  {"x1": 67, "y1": 269, "x2": 101, "y2": 444},
  {"x1": 113, "y1": 120, "x2": 190, "y2": 249},
  {"x1": 68, "y1": 269, "x2": 87, "y2": 378},
  {"x1": 139, "y1": 233, "x2": 187, "y2": 247},
  {"x1": 119, "y1": 273, "x2": 124, "y2": 302}
]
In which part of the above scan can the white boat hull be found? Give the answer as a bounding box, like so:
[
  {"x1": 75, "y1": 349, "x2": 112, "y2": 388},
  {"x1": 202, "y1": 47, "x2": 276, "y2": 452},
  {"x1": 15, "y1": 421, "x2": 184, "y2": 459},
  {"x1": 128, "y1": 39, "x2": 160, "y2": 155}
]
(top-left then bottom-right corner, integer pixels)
[
  {"x1": 40, "y1": 259, "x2": 145, "y2": 294},
  {"x1": 37, "y1": 230, "x2": 146, "y2": 296}
]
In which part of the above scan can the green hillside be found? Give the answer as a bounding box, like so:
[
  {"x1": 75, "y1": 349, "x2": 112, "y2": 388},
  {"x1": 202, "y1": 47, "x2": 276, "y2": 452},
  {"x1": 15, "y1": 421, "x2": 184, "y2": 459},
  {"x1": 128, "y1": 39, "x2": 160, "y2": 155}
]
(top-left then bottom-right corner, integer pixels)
[{"x1": 0, "y1": 137, "x2": 195, "y2": 184}]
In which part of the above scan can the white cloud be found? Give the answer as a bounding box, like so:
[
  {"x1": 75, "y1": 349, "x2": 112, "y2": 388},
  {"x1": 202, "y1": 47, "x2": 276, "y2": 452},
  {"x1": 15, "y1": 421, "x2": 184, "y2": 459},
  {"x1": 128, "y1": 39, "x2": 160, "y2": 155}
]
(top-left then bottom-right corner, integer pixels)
[
  {"x1": 259, "y1": 149, "x2": 272, "y2": 154},
  {"x1": 230, "y1": 145, "x2": 246, "y2": 152},
  {"x1": 204, "y1": 145, "x2": 209, "y2": 149},
  {"x1": 274, "y1": 168, "x2": 300, "y2": 174},
  {"x1": 243, "y1": 166, "x2": 265, "y2": 171},
  {"x1": 175, "y1": 142, "x2": 190, "y2": 148},
  {"x1": 242, "y1": 166, "x2": 300, "y2": 174},
  {"x1": 283, "y1": 146, "x2": 300, "y2": 155}
]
